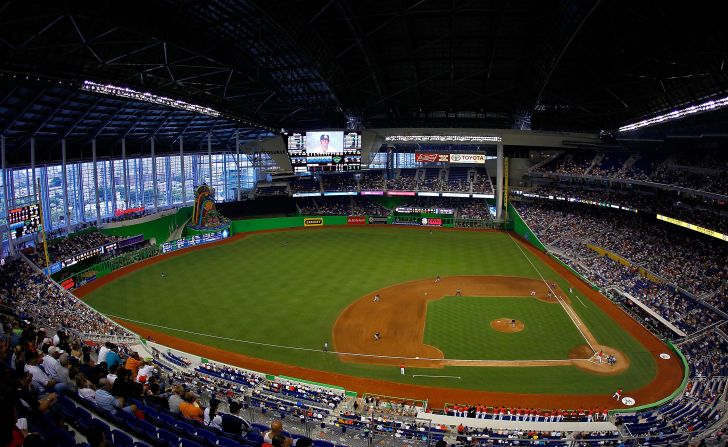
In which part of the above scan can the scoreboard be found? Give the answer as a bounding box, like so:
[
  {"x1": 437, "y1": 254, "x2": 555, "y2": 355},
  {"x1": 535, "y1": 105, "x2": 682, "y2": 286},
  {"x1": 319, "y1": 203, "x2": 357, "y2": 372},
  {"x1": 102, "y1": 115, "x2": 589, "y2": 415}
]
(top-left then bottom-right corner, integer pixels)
[
  {"x1": 8, "y1": 204, "x2": 41, "y2": 239},
  {"x1": 287, "y1": 131, "x2": 362, "y2": 174}
]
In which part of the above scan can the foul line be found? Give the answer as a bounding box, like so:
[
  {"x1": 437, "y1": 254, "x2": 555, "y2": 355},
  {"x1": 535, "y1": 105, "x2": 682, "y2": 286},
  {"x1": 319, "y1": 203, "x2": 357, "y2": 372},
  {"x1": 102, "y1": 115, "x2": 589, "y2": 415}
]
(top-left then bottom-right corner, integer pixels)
[
  {"x1": 412, "y1": 374, "x2": 461, "y2": 379},
  {"x1": 507, "y1": 235, "x2": 597, "y2": 354}
]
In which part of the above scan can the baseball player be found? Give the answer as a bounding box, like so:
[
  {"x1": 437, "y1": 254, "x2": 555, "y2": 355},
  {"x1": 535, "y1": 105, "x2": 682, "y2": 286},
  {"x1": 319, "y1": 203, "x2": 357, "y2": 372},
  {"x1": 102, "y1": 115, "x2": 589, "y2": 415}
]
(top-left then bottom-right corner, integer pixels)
[
  {"x1": 400, "y1": 362, "x2": 405, "y2": 375},
  {"x1": 374, "y1": 332, "x2": 381, "y2": 341},
  {"x1": 435, "y1": 275, "x2": 441, "y2": 283},
  {"x1": 323, "y1": 342, "x2": 328, "y2": 352},
  {"x1": 373, "y1": 294, "x2": 380, "y2": 302},
  {"x1": 455, "y1": 288, "x2": 462, "y2": 296},
  {"x1": 612, "y1": 388, "x2": 623, "y2": 400}
]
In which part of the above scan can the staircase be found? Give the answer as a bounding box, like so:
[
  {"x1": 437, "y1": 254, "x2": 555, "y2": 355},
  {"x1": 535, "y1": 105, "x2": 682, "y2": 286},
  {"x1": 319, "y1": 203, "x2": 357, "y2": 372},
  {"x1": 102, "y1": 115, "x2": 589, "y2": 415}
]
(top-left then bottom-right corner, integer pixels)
[{"x1": 617, "y1": 154, "x2": 640, "y2": 177}]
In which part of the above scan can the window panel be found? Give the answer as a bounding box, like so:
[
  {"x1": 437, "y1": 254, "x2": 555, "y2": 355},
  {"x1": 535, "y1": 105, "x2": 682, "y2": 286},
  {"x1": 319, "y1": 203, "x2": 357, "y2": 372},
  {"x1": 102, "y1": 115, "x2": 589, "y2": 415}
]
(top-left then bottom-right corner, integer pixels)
[
  {"x1": 183, "y1": 154, "x2": 194, "y2": 204},
  {"x1": 81, "y1": 162, "x2": 96, "y2": 222},
  {"x1": 46, "y1": 164, "x2": 66, "y2": 230},
  {"x1": 170, "y1": 155, "x2": 183, "y2": 204},
  {"x1": 97, "y1": 160, "x2": 113, "y2": 218},
  {"x1": 141, "y1": 157, "x2": 154, "y2": 208},
  {"x1": 156, "y1": 156, "x2": 169, "y2": 207}
]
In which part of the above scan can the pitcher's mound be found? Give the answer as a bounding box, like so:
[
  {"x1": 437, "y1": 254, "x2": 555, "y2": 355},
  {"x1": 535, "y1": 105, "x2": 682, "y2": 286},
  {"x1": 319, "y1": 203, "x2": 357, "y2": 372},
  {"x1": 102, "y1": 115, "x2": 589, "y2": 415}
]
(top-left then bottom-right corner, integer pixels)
[{"x1": 490, "y1": 318, "x2": 524, "y2": 333}]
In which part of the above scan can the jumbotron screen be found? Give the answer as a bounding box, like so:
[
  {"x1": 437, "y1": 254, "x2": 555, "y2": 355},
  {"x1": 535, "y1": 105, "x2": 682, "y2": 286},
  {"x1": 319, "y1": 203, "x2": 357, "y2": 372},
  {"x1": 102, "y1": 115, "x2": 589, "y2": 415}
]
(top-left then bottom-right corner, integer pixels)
[
  {"x1": 8, "y1": 203, "x2": 41, "y2": 239},
  {"x1": 287, "y1": 131, "x2": 361, "y2": 174}
]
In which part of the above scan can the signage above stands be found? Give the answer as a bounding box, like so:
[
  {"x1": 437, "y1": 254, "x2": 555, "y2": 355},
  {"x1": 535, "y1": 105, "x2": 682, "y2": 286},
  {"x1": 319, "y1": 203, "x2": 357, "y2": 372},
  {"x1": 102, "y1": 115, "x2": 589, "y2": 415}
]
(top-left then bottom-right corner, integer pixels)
[
  {"x1": 415, "y1": 153, "x2": 450, "y2": 163},
  {"x1": 386, "y1": 135, "x2": 502, "y2": 143}
]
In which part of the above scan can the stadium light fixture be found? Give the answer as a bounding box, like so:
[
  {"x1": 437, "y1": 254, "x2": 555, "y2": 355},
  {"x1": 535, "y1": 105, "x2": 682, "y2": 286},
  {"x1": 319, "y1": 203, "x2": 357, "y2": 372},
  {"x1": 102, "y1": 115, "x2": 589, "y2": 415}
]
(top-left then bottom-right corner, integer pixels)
[
  {"x1": 81, "y1": 80, "x2": 222, "y2": 117},
  {"x1": 617, "y1": 95, "x2": 728, "y2": 133}
]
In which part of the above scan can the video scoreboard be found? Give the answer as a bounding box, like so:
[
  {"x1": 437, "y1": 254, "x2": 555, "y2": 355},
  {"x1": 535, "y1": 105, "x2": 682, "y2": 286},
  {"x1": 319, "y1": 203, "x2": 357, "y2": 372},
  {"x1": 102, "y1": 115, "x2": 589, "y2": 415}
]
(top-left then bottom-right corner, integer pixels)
[
  {"x1": 8, "y1": 204, "x2": 41, "y2": 239},
  {"x1": 287, "y1": 130, "x2": 362, "y2": 174}
]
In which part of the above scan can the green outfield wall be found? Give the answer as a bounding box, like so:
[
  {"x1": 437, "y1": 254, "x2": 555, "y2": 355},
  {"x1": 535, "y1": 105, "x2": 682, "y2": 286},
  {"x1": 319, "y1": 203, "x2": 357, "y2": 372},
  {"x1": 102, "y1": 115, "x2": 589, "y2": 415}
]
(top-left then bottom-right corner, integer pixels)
[
  {"x1": 231, "y1": 215, "x2": 349, "y2": 233},
  {"x1": 508, "y1": 202, "x2": 546, "y2": 251}
]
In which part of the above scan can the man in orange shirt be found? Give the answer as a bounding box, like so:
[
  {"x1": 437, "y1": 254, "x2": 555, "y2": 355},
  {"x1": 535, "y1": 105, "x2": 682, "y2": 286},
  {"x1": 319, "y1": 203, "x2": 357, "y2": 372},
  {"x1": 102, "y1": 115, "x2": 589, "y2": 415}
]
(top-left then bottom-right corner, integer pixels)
[
  {"x1": 179, "y1": 392, "x2": 204, "y2": 422},
  {"x1": 124, "y1": 352, "x2": 142, "y2": 380}
]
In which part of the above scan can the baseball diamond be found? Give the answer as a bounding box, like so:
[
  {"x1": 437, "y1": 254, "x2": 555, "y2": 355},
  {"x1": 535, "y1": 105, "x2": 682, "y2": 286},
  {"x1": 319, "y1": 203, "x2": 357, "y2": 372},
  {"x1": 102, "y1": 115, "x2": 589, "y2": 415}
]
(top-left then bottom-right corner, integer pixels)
[{"x1": 77, "y1": 226, "x2": 683, "y2": 409}]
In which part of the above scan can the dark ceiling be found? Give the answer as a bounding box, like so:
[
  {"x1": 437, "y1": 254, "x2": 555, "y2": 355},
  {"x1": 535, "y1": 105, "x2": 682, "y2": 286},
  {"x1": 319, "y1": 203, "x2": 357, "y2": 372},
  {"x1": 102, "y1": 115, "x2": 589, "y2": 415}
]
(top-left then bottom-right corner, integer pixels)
[{"x1": 0, "y1": 0, "x2": 727, "y2": 150}]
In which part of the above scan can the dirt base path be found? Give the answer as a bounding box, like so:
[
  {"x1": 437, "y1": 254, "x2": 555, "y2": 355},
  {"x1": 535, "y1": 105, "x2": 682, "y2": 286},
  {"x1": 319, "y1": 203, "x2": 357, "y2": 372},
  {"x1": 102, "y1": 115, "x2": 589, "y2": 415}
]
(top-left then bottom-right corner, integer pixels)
[
  {"x1": 86, "y1": 227, "x2": 683, "y2": 410},
  {"x1": 490, "y1": 318, "x2": 524, "y2": 333},
  {"x1": 333, "y1": 276, "x2": 561, "y2": 367}
]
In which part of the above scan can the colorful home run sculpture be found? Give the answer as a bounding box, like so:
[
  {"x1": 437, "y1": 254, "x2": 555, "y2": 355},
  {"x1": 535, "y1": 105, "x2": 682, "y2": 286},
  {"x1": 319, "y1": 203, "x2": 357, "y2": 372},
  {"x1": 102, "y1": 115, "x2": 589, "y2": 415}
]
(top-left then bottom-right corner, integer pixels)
[{"x1": 189, "y1": 184, "x2": 229, "y2": 229}]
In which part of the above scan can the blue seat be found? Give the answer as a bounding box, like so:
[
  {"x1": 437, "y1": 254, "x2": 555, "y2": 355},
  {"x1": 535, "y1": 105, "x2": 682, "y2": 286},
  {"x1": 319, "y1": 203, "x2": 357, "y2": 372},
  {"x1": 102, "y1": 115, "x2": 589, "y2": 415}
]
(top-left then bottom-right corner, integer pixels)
[
  {"x1": 195, "y1": 427, "x2": 217, "y2": 444},
  {"x1": 48, "y1": 429, "x2": 78, "y2": 447},
  {"x1": 157, "y1": 428, "x2": 179, "y2": 447},
  {"x1": 181, "y1": 439, "x2": 204, "y2": 447},
  {"x1": 72, "y1": 407, "x2": 93, "y2": 432},
  {"x1": 158, "y1": 412, "x2": 177, "y2": 427},
  {"x1": 134, "y1": 419, "x2": 158, "y2": 438},
  {"x1": 90, "y1": 418, "x2": 111, "y2": 438},
  {"x1": 175, "y1": 420, "x2": 196, "y2": 435},
  {"x1": 245, "y1": 432, "x2": 263, "y2": 444},
  {"x1": 217, "y1": 437, "x2": 240, "y2": 447},
  {"x1": 58, "y1": 395, "x2": 77, "y2": 415},
  {"x1": 111, "y1": 429, "x2": 134, "y2": 447},
  {"x1": 313, "y1": 440, "x2": 335, "y2": 447},
  {"x1": 134, "y1": 443, "x2": 153, "y2": 447}
]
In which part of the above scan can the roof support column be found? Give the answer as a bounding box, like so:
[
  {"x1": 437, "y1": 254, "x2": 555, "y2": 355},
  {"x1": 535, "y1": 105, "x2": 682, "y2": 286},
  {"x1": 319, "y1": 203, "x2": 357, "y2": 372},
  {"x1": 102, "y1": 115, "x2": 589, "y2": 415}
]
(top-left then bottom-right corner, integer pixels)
[
  {"x1": 235, "y1": 130, "x2": 241, "y2": 201},
  {"x1": 180, "y1": 137, "x2": 186, "y2": 205},
  {"x1": 1, "y1": 136, "x2": 12, "y2": 255},
  {"x1": 30, "y1": 138, "x2": 36, "y2": 199},
  {"x1": 207, "y1": 133, "x2": 212, "y2": 191},
  {"x1": 151, "y1": 138, "x2": 158, "y2": 211},
  {"x1": 122, "y1": 138, "x2": 130, "y2": 209},
  {"x1": 496, "y1": 143, "x2": 504, "y2": 220},
  {"x1": 92, "y1": 139, "x2": 101, "y2": 226},
  {"x1": 61, "y1": 139, "x2": 70, "y2": 234}
]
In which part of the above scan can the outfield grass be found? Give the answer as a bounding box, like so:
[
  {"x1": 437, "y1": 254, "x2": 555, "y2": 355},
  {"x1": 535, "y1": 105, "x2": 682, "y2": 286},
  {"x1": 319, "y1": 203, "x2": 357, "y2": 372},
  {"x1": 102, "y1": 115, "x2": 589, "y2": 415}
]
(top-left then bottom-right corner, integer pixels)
[
  {"x1": 83, "y1": 227, "x2": 657, "y2": 394},
  {"x1": 424, "y1": 296, "x2": 585, "y2": 360}
]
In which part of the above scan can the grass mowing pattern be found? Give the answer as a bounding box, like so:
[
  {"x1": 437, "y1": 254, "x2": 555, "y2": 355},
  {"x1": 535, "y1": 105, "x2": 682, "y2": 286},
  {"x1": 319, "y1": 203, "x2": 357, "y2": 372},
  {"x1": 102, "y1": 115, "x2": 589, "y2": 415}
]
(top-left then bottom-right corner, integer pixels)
[
  {"x1": 424, "y1": 296, "x2": 585, "y2": 360},
  {"x1": 83, "y1": 227, "x2": 657, "y2": 394}
]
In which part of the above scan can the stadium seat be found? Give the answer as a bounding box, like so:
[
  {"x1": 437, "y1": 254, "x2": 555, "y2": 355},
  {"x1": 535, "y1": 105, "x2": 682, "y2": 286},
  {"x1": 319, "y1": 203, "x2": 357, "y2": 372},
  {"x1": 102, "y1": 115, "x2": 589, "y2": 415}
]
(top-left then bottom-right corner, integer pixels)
[
  {"x1": 194, "y1": 427, "x2": 217, "y2": 445},
  {"x1": 48, "y1": 429, "x2": 79, "y2": 447},
  {"x1": 181, "y1": 439, "x2": 204, "y2": 447},
  {"x1": 217, "y1": 437, "x2": 240, "y2": 447},
  {"x1": 156, "y1": 428, "x2": 180, "y2": 447},
  {"x1": 90, "y1": 418, "x2": 111, "y2": 438},
  {"x1": 111, "y1": 429, "x2": 135, "y2": 447},
  {"x1": 313, "y1": 440, "x2": 335, "y2": 447}
]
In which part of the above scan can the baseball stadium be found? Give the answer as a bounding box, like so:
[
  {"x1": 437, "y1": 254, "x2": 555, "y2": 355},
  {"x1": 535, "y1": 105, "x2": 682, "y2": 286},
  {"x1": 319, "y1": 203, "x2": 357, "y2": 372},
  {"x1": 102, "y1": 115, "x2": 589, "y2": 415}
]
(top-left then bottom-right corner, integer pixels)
[{"x1": 0, "y1": 2, "x2": 726, "y2": 447}]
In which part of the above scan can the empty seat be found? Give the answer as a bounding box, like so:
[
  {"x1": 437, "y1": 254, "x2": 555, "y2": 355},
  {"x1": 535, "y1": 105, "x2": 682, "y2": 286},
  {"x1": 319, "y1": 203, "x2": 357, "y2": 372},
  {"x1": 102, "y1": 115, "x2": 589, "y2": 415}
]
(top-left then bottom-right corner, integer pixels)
[
  {"x1": 156, "y1": 428, "x2": 179, "y2": 447},
  {"x1": 111, "y1": 429, "x2": 134, "y2": 447}
]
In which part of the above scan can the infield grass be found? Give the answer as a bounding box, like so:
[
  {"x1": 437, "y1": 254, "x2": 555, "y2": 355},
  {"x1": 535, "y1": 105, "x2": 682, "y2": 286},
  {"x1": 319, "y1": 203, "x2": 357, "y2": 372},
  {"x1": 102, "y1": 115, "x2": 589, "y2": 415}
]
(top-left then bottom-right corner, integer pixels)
[
  {"x1": 424, "y1": 296, "x2": 585, "y2": 360},
  {"x1": 83, "y1": 227, "x2": 658, "y2": 394}
]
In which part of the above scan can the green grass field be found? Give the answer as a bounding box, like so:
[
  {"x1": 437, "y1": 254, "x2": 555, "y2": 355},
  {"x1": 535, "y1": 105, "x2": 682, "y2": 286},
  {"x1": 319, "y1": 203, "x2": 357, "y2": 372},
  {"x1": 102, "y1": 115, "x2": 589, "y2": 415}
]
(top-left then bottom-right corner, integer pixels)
[
  {"x1": 424, "y1": 296, "x2": 585, "y2": 360},
  {"x1": 83, "y1": 227, "x2": 658, "y2": 394}
]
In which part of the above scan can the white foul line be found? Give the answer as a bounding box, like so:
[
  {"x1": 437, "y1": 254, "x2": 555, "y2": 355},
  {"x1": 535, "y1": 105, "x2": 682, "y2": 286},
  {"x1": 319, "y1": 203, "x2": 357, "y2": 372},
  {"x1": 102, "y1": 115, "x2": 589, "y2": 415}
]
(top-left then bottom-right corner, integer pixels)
[
  {"x1": 507, "y1": 234, "x2": 597, "y2": 354},
  {"x1": 412, "y1": 374, "x2": 461, "y2": 379}
]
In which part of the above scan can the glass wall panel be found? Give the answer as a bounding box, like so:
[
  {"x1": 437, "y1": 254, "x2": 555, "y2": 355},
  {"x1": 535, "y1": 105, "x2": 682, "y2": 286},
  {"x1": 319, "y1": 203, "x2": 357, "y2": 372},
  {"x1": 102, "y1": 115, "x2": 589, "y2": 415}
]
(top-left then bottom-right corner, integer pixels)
[
  {"x1": 66, "y1": 163, "x2": 83, "y2": 225},
  {"x1": 183, "y1": 155, "x2": 194, "y2": 203},
  {"x1": 46, "y1": 164, "x2": 66, "y2": 230},
  {"x1": 156, "y1": 156, "x2": 169, "y2": 207},
  {"x1": 170, "y1": 155, "x2": 183, "y2": 204},
  {"x1": 113, "y1": 159, "x2": 127, "y2": 213},
  {"x1": 97, "y1": 160, "x2": 113, "y2": 218},
  {"x1": 80, "y1": 162, "x2": 96, "y2": 221},
  {"x1": 141, "y1": 157, "x2": 154, "y2": 208}
]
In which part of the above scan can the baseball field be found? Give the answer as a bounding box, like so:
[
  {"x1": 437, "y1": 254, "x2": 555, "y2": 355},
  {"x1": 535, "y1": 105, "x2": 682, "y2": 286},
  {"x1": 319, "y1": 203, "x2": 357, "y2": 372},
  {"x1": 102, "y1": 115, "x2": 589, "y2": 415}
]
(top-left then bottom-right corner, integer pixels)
[{"x1": 77, "y1": 226, "x2": 684, "y2": 408}]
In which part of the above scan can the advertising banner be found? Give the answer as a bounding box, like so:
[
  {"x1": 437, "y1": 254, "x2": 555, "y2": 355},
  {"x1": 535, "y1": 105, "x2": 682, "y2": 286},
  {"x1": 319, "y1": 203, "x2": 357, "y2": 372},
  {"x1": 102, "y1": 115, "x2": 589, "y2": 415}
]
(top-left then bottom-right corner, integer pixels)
[
  {"x1": 421, "y1": 218, "x2": 442, "y2": 226},
  {"x1": 347, "y1": 216, "x2": 366, "y2": 225},
  {"x1": 360, "y1": 191, "x2": 384, "y2": 196},
  {"x1": 368, "y1": 217, "x2": 388, "y2": 224},
  {"x1": 449, "y1": 153, "x2": 486, "y2": 164},
  {"x1": 415, "y1": 153, "x2": 450, "y2": 163},
  {"x1": 303, "y1": 218, "x2": 324, "y2": 227},
  {"x1": 387, "y1": 191, "x2": 416, "y2": 196}
]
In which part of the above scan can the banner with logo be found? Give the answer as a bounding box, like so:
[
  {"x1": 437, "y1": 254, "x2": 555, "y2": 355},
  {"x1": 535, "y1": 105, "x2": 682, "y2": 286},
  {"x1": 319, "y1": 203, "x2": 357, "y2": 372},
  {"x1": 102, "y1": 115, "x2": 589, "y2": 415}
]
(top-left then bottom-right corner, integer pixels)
[
  {"x1": 347, "y1": 216, "x2": 366, "y2": 225},
  {"x1": 416, "y1": 153, "x2": 450, "y2": 163},
  {"x1": 304, "y1": 218, "x2": 324, "y2": 227},
  {"x1": 421, "y1": 218, "x2": 443, "y2": 226},
  {"x1": 368, "y1": 217, "x2": 388, "y2": 224},
  {"x1": 449, "y1": 153, "x2": 486, "y2": 164}
]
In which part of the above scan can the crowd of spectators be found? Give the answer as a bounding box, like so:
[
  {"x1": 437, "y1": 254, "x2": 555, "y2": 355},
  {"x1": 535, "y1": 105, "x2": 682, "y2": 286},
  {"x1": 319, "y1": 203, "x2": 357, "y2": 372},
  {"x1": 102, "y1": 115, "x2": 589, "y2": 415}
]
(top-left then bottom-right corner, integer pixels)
[
  {"x1": 290, "y1": 177, "x2": 322, "y2": 194},
  {"x1": 470, "y1": 173, "x2": 493, "y2": 194},
  {"x1": 351, "y1": 197, "x2": 389, "y2": 217},
  {"x1": 321, "y1": 174, "x2": 358, "y2": 191},
  {"x1": 0, "y1": 258, "x2": 135, "y2": 339},
  {"x1": 518, "y1": 185, "x2": 728, "y2": 233},
  {"x1": 515, "y1": 200, "x2": 728, "y2": 314},
  {"x1": 34, "y1": 231, "x2": 122, "y2": 267},
  {"x1": 533, "y1": 149, "x2": 728, "y2": 196},
  {"x1": 358, "y1": 172, "x2": 384, "y2": 190},
  {"x1": 386, "y1": 169, "x2": 418, "y2": 191}
]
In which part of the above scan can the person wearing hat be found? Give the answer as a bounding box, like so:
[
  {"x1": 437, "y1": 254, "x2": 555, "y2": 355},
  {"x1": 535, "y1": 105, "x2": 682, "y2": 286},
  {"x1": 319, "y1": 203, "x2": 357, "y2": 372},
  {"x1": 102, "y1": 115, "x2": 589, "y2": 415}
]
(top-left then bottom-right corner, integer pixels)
[
  {"x1": 42, "y1": 346, "x2": 64, "y2": 381},
  {"x1": 312, "y1": 134, "x2": 337, "y2": 154}
]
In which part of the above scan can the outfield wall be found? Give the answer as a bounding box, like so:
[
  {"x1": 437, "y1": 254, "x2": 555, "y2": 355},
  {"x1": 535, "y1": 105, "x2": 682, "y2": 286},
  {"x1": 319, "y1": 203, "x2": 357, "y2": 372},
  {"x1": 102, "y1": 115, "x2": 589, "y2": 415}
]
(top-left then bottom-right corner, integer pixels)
[{"x1": 231, "y1": 215, "x2": 349, "y2": 233}]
